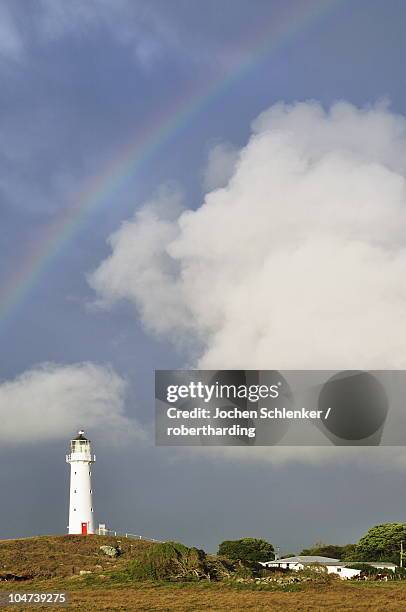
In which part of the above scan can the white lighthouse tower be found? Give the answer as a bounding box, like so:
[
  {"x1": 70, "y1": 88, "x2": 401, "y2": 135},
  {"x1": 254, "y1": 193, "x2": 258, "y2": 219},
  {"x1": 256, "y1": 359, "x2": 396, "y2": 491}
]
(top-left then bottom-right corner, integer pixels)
[{"x1": 66, "y1": 430, "x2": 95, "y2": 535}]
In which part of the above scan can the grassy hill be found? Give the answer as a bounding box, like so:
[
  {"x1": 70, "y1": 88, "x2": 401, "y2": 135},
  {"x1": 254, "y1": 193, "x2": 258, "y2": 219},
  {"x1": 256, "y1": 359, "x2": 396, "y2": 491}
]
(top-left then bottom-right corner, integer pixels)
[
  {"x1": 0, "y1": 534, "x2": 152, "y2": 579},
  {"x1": 1, "y1": 535, "x2": 406, "y2": 610}
]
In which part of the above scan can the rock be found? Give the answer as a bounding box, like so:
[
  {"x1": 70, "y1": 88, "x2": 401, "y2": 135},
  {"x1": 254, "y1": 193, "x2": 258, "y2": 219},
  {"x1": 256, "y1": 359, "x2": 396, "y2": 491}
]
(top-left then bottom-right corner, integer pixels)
[
  {"x1": 99, "y1": 545, "x2": 121, "y2": 558},
  {"x1": 79, "y1": 570, "x2": 92, "y2": 575}
]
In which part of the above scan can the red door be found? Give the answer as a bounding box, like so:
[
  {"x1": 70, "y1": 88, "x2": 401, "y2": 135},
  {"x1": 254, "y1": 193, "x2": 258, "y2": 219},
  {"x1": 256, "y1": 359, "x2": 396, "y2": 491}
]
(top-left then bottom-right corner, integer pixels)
[{"x1": 81, "y1": 522, "x2": 88, "y2": 535}]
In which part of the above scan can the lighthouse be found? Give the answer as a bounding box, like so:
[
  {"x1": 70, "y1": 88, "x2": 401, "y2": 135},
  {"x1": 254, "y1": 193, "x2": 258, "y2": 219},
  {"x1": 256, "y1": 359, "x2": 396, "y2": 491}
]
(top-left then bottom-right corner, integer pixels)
[{"x1": 66, "y1": 430, "x2": 95, "y2": 535}]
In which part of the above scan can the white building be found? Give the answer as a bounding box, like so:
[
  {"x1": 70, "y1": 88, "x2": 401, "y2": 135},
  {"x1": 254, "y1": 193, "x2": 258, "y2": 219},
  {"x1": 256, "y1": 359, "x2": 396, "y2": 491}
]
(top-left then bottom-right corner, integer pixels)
[
  {"x1": 66, "y1": 430, "x2": 95, "y2": 535},
  {"x1": 260, "y1": 556, "x2": 397, "y2": 580}
]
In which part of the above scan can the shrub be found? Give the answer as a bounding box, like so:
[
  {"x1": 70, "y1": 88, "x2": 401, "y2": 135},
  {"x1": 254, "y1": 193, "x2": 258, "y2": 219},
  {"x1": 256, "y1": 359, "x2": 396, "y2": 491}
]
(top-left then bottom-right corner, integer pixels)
[
  {"x1": 128, "y1": 542, "x2": 207, "y2": 581},
  {"x1": 346, "y1": 563, "x2": 381, "y2": 575},
  {"x1": 127, "y1": 541, "x2": 241, "y2": 582},
  {"x1": 218, "y1": 538, "x2": 274, "y2": 566}
]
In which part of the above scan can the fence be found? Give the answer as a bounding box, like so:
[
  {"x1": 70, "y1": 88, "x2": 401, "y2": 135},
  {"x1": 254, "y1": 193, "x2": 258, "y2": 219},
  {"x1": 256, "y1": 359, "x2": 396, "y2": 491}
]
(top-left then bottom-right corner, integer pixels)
[
  {"x1": 124, "y1": 532, "x2": 162, "y2": 543},
  {"x1": 96, "y1": 525, "x2": 163, "y2": 542}
]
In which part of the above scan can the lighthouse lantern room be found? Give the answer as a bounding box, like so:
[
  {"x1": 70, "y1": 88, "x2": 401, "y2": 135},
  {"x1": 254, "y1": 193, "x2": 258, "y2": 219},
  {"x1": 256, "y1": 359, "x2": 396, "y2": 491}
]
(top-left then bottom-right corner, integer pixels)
[{"x1": 66, "y1": 430, "x2": 95, "y2": 535}]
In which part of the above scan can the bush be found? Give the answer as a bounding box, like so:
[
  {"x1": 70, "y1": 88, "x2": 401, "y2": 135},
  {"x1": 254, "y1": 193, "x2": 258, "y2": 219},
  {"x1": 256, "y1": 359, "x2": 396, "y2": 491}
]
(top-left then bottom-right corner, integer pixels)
[
  {"x1": 128, "y1": 542, "x2": 206, "y2": 581},
  {"x1": 346, "y1": 563, "x2": 382, "y2": 575},
  {"x1": 395, "y1": 567, "x2": 406, "y2": 579},
  {"x1": 218, "y1": 538, "x2": 274, "y2": 567},
  {"x1": 127, "y1": 541, "x2": 239, "y2": 582}
]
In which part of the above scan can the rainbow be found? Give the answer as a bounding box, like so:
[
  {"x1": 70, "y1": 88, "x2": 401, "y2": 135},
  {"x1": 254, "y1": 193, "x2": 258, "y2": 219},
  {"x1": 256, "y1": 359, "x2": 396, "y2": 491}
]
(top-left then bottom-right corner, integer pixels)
[{"x1": 0, "y1": 0, "x2": 342, "y2": 327}]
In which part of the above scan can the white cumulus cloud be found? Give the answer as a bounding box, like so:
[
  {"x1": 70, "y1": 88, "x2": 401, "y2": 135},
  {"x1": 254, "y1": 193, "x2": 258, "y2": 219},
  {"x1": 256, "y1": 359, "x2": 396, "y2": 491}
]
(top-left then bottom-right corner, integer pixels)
[
  {"x1": 0, "y1": 362, "x2": 144, "y2": 445},
  {"x1": 90, "y1": 100, "x2": 406, "y2": 371},
  {"x1": 89, "y1": 100, "x2": 406, "y2": 465}
]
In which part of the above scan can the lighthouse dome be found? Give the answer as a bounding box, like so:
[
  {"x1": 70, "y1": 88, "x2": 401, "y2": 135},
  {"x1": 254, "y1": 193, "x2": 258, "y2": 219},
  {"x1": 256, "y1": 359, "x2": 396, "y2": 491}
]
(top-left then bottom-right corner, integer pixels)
[{"x1": 73, "y1": 430, "x2": 88, "y2": 441}]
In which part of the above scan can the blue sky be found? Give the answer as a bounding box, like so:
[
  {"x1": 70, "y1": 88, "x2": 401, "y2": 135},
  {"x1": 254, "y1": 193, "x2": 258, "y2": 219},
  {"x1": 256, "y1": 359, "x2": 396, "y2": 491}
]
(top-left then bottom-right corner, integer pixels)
[{"x1": 1, "y1": 0, "x2": 406, "y2": 553}]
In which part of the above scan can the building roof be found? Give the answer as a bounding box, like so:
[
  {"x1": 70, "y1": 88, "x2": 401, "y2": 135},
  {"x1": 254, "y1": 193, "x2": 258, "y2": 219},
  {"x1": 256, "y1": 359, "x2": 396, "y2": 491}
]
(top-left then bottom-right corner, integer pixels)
[{"x1": 262, "y1": 555, "x2": 340, "y2": 565}]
